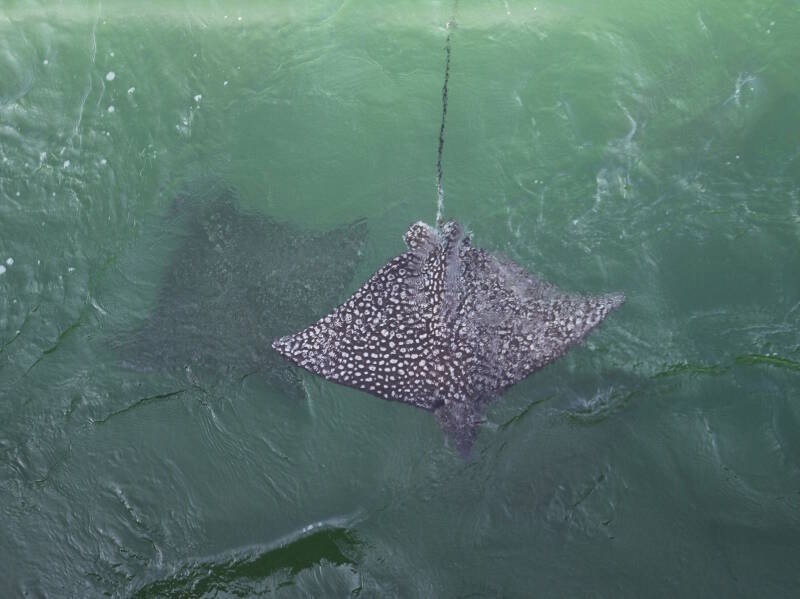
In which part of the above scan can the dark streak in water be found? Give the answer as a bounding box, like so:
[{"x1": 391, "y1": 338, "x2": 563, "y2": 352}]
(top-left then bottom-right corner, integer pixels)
[
  {"x1": 92, "y1": 389, "x2": 188, "y2": 425},
  {"x1": 735, "y1": 354, "x2": 800, "y2": 372},
  {"x1": 22, "y1": 310, "x2": 87, "y2": 380},
  {"x1": 31, "y1": 444, "x2": 72, "y2": 488},
  {"x1": 568, "y1": 473, "x2": 606, "y2": 512},
  {"x1": 653, "y1": 354, "x2": 800, "y2": 379},
  {"x1": 19, "y1": 256, "x2": 116, "y2": 380},
  {"x1": 0, "y1": 302, "x2": 40, "y2": 354},
  {"x1": 499, "y1": 395, "x2": 554, "y2": 431},
  {"x1": 238, "y1": 369, "x2": 261, "y2": 385},
  {"x1": 652, "y1": 361, "x2": 730, "y2": 378}
]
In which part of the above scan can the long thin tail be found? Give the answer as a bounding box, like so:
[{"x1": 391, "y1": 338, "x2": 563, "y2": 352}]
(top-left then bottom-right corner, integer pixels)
[{"x1": 435, "y1": 4, "x2": 458, "y2": 226}]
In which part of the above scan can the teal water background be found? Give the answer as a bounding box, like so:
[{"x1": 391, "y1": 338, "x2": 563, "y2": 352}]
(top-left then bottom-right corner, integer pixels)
[{"x1": 2, "y1": 1, "x2": 799, "y2": 596}]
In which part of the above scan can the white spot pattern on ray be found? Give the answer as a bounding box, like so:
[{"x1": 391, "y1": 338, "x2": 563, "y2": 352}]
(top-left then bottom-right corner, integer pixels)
[{"x1": 273, "y1": 221, "x2": 624, "y2": 452}]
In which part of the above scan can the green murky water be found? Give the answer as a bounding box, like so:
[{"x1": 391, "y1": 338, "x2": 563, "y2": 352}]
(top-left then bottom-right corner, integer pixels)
[{"x1": 2, "y1": 1, "x2": 799, "y2": 596}]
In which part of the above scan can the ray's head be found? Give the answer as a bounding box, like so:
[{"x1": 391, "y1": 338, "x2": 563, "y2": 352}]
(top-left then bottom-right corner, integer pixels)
[{"x1": 404, "y1": 220, "x2": 469, "y2": 251}]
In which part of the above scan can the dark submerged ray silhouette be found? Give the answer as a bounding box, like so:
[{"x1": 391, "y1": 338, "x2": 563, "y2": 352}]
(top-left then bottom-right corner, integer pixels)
[
  {"x1": 114, "y1": 187, "x2": 367, "y2": 398},
  {"x1": 273, "y1": 221, "x2": 624, "y2": 452}
]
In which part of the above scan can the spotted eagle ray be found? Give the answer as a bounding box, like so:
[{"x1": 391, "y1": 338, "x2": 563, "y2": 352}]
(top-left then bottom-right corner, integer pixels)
[
  {"x1": 113, "y1": 186, "x2": 366, "y2": 398},
  {"x1": 273, "y1": 221, "x2": 624, "y2": 452}
]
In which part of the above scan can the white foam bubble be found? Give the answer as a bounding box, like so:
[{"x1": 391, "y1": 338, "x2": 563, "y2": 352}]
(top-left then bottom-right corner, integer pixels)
[
  {"x1": 127, "y1": 87, "x2": 135, "y2": 94},
  {"x1": 237, "y1": 16, "x2": 242, "y2": 21},
  {"x1": 63, "y1": 160, "x2": 70, "y2": 168},
  {"x1": 223, "y1": 80, "x2": 229, "y2": 86},
  {"x1": 15, "y1": 191, "x2": 20, "y2": 197},
  {"x1": 110, "y1": 51, "x2": 115, "y2": 57},
  {"x1": 194, "y1": 94, "x2": 202, "y2": 102},
  {"x1": 43, "y1": 59, "x2": 49, "y2": 65},
  {"x1": 100, "y1": 158, "x2": 107, "y2": 166},
  {"x1": 105, "y1": 71, "x2": 115, "y2": 81},
  {"x1": 107, "y1": 105, "x2": 115, "y2": 113},
  {"x1": 0, "y1": 265, "x2": 6, "y2": 275},
  {"x1": 6, "y1": 257, "x2": 13, "y2": 266}
]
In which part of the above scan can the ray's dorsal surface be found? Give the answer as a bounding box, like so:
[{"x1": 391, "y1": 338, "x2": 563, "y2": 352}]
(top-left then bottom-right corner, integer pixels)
[
  {"x1": 114, "y1": 187, "x2": 367, "y2": 398},
  {"x1": 273, "y1": 221, "x2": 624, "y2": 453}
]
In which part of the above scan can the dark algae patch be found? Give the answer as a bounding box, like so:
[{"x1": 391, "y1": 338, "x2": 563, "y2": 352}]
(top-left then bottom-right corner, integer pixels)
[{"x1": 135, "y1": 527, "x2": 360, "y2": 598}]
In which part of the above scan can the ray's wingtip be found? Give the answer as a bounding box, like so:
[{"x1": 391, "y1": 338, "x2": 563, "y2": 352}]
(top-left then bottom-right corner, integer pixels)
[
  {"x1": 271, "y1": 336, "x2": 288, "y2": 353},
  {"x1": 608, "y1": 291, "x2": 626, "y2": 310}
]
